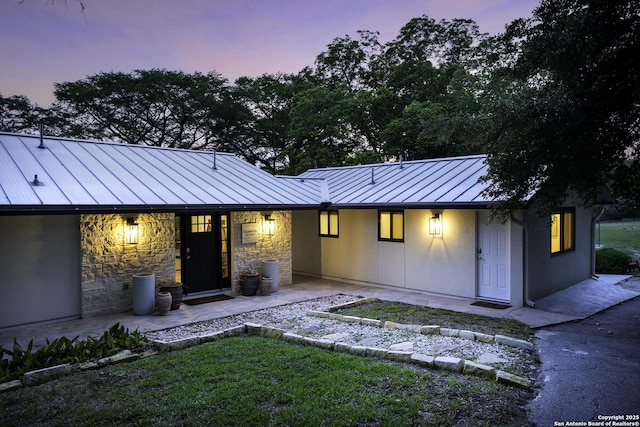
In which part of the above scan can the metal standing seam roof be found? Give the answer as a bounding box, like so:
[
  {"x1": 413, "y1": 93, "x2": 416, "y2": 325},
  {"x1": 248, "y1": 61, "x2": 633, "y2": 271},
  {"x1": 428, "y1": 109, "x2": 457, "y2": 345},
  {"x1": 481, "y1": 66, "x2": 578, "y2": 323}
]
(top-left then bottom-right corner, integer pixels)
[
  {"x1": 296, "y1": 155, "x2": 494, "y2": 207},
  {"x1": 0, "y1": 132, "x2": 320, "y2": 212},
  {"x1": 0, "y1": 132, "x2": 497, "y2": 213}
]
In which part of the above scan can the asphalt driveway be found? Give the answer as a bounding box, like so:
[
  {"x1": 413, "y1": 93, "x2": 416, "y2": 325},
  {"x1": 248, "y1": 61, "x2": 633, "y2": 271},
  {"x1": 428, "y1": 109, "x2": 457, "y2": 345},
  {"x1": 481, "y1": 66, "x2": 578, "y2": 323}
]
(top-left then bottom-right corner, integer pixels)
[{"x1": 528, "y1": 295, "x2": 640, "y2": 424}]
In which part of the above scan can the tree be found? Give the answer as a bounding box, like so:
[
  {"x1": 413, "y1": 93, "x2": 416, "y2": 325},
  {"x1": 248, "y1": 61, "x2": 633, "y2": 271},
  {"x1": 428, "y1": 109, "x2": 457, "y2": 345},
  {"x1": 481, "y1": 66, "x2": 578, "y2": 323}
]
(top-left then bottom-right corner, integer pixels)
[
  {"x1": 53, "y1": 69, "x2": 236, "y2": 150},
  {"x1": 0, "y1": 94, "x2": 41, "y2": 133},
  {"x1": 483, "y1": 0, "x2": 640, "y2": 216},
  {"x1": 232, "y1": 73, "x2": 298, "y2": 173}
]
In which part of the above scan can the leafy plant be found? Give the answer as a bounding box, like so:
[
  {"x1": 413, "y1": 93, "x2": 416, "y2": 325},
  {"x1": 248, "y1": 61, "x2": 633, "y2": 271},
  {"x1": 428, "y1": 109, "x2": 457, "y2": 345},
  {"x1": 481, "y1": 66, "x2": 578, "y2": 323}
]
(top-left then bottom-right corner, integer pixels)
[
  {"x1": 596, "y1": 248, "x2": 631, "y2": 274},
  {"x1": 0, "y1": 322, "x2": 148, "y2": 383}
]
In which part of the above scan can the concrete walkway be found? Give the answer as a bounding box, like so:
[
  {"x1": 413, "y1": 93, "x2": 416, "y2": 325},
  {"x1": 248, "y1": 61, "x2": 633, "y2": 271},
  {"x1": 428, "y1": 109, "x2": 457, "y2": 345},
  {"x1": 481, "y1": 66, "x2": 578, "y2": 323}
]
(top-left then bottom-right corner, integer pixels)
[{"x1": 1, "y1": 274, "x2": 637, "y2": 350}]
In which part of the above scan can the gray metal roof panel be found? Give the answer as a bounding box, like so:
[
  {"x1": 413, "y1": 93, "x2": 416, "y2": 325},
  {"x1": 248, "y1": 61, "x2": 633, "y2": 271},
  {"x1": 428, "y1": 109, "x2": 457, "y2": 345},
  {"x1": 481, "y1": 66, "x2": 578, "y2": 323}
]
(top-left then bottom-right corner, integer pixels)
[
  {"x1": 1, "y1": 132, "x2": 496, "y2": 211},
  {"x1": 0, "y1": 133, "x2": 321, "y2": 210},
  {"x1": 298, "y1": 155, "x2": 491, "y2": 207}
]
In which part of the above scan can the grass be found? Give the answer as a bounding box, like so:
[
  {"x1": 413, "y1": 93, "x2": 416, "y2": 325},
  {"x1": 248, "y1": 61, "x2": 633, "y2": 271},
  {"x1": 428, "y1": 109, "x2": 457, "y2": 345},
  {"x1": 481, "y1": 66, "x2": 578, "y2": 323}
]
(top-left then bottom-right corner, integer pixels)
[
  {"x1": 0, "y1": 336, "x2": 533, "y2": 426},
  {"x1": 596, "y1": 220, "x2": 640, "y2": 259},
  {"x1": 337, "y1": 302, "x2": 535, "y2": 341}
]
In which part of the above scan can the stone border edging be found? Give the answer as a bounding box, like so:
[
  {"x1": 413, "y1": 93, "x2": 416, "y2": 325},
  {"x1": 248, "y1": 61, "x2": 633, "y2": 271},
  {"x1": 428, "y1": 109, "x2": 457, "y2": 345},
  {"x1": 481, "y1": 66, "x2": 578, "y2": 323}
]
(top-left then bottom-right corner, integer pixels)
[
  {"x1": 241, "y1": 322, "x2": 531, "y2": 389},
  {"x1": 0, "y1": 349, "x2": 159, "y2": 393},
  {"x1": 2, "y1": 297, "x2": 533, "y2": 392},
  {"x1": 308, "y1": 297, "x2": 535, "y2": 352}
]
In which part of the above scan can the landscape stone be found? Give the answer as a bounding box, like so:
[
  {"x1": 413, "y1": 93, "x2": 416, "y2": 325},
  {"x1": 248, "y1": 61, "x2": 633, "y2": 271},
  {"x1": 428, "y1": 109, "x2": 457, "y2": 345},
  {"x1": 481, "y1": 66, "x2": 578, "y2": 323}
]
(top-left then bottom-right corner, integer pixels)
[
  {"x1": 495, "y1": 334, "x2": 534, "y2": 350},
  {"x1": 303, "y1": 337, "x2": 334, "y2": 350},
  {"x1": 342, "y1": 315, "x2": 362, "y2": 323},
  {"x1": 463, "y1": 361, "x2": 496, "y2": 379},
  {"x1": 358, "y1": 337, "x2": 380, "y2": 346},
  {"x1": 349, "y1": 345, "x2": 370, "y2": 356},
  {"x1": 411, "y1": 353, "x2": 436, "y2": 367},
  {"x1": 365, "y1": 347, "x2": 389, "y2": 358},
  {"x1": 98, "y1": 350, "x2": 139, "y2": 366},
  {"x1": 244, "y1": 322, "x2": 263, "y2": 335},
  {"x1": 360, "y1": 317, "x2": 382, "y2": 327},
  {"x1": 322, "y1": 332, "x2": 350, "y2": 341},
  {"x1": 23, "y1": 364, "x2": 72, "y2": 386},
  {"x1": 389, "y1": 341, "x2": 415, "y2": 351},
  {"x1": 386, "y1": 350, "x2": 413, "y2": 362},
  {"x1": 334, "y1": 342, "x2": 351, "y2": 353},
  {"x1": 496, "y1": 370, "x2": 531, "y2": 389},
  {"x1": 260, "y1": 326, "x2": 285, "y2": 339},
  {"x1": 434, "y1": 356, "x2": 464, "y2": 372},
  {"x1": 474, "y1": 332, "x2": 495, "y2": 343},
  {"x1": 282, "y1": 332, "x2": 304, "y2": 344},
  {"x1": 477, "y1": 352, "x2": 508, "y2": 365},
  {"x1": 432, "y1": 344, "x2": 459, "y2": 354},
  {"x1": 420, "y1": 325, "x2": 440, "y2": 335},
  {"x1": 439, "y1": 328, "x2": 460, "y2": 337},
  {"x1": 0, "y1": 380, "x2": 23, "y2": 393},
  {"x1": 459, "y1": 330, "x2": 475, "y2": 340}
]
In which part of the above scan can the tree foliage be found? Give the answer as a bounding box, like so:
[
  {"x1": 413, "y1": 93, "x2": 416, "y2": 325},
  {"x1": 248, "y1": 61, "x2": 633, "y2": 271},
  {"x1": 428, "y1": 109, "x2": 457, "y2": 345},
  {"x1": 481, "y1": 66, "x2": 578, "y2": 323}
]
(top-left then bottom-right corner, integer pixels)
[
  {"x1": 53, "y1": 69, "x2": 235, "y2": 150},
  {"x1": 0, "y1": 94, "x2": 42, "y2": 133},
  {"x1": 483, "y1": 0, "x2": 640, "y2": 215},
  {"x1": 6, "y1": 4, "x2": 638, "y2": 217}
]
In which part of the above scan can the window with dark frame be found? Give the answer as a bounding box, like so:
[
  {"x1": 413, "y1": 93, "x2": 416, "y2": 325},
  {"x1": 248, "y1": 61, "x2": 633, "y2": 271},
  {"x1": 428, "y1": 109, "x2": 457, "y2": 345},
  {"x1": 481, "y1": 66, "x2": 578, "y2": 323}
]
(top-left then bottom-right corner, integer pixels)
[
  {"x1": 551, "y1": 208, "x2": 575, "y2": 253},
  {"x1": 379, "y1": 210, "x2": 404, "y2": 242},
  {"x1": 319, "y1": 210, "x2": 339, "y2": 237}
]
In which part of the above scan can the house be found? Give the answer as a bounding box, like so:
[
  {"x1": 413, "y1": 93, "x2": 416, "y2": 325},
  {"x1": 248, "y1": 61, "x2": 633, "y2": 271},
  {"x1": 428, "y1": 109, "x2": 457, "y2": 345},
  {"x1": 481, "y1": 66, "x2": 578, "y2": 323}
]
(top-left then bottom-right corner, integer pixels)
[
  {"x1": 289, "y1": 157, "x2": 595, "y2": 308},
  {"x1": 0, "y1": 132, "x2": 597, "y2": 329}
]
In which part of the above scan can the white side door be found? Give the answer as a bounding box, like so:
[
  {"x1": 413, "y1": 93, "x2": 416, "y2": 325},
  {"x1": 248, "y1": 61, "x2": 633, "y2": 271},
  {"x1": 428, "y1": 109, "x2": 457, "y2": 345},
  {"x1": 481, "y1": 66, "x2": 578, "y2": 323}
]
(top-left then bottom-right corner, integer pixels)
[{"x1": 477, "y1": 211, "x2": 511, "y2": 301}]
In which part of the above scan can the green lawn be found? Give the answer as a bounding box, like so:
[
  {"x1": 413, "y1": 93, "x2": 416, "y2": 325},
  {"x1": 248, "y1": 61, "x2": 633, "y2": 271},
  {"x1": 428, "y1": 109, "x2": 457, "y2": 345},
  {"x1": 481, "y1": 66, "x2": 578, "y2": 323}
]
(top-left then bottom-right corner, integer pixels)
[
  {"x1": 596, "y1": 220, "x2": 640, "y2": 259},
  {"x1": 1, "y1": 336, "x2": 534, "y2": 426},
  {"x1": 337, "y1": 302, "x2": 534, "y2": 341}
]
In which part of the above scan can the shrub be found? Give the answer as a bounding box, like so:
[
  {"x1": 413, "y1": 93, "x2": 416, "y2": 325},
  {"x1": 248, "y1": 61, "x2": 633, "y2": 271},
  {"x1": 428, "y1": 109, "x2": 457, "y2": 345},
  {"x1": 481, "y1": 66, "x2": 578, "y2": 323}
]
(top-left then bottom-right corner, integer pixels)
[
  {"x1": 595, "y1": 248, "x2": 631, "y2": 274},
  {"x1": 0, "y1": 322, "x2": 147, "y2": 383}
]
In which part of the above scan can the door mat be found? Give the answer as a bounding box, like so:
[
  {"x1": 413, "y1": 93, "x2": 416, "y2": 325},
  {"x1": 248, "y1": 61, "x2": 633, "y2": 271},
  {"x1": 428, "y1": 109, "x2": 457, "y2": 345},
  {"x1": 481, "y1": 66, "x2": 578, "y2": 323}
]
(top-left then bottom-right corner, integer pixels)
[
  {"x1": 183, "y1": 295, "x2": 234, "y2": 306},
  {"x1": 471, "y1": 301, "x2": 511, "y2": 310}
]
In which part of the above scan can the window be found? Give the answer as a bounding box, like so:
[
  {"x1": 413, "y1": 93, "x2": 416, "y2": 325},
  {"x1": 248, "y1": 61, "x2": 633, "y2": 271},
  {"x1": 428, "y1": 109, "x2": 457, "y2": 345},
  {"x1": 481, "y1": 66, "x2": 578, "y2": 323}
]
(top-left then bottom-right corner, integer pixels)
[
  {"x1": 379, "y1": 210, "x2": 404, "y2": 242},
  {"x1": 551, "y1": 208, "x2": 575, "y2": 253},
  {"x1": 191, "y1": 215, "x2": 212, "y2": 233},
  {"x1": 319, "y1": 210, "x2": 339, "y2": 237}
]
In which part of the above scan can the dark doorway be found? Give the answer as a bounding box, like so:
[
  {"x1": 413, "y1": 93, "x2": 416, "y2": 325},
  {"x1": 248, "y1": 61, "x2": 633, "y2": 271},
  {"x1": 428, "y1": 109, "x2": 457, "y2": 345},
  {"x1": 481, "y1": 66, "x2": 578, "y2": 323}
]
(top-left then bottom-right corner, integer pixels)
[{"x1": 177, "y1": 213, "x2": 230, "y2": 293}]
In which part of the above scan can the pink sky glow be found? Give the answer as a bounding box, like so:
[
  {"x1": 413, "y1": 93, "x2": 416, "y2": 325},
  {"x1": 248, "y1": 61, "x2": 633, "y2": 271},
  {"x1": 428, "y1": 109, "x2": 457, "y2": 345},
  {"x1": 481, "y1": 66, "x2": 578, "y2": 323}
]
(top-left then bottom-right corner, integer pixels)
[{"x1": 0, "y1": 0, "x2": 539, "y2": 106}]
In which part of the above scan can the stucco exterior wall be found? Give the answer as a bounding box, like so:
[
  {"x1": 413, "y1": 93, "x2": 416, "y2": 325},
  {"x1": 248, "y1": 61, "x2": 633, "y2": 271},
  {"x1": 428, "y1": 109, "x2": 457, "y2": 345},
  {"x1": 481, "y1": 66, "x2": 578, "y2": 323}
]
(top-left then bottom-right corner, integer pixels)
[
  {"x1": 80, "y1": 213, "x2": 174, "y2": 318},
  {"x1": 525, "y1": 205, "x2": 594, "y2": 300},
  {"x1": 293, "y1": 209, "x2": 514, "y2": 300},
  {"x1": 291, "y1": 209, "x2": 322, "y2": 275},
  {"x1": 0, "y1": 215, "x2": 81, "y2": 328},
  {"x1": 231, "y1": 210, "x2": 292, "y2": 294}
]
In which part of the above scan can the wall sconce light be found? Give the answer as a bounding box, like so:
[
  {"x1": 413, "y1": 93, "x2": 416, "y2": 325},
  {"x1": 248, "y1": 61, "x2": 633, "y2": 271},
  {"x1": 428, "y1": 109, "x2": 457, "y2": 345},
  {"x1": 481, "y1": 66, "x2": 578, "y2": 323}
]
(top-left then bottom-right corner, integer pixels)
[
  {"x1": 429, "y1": 213, "x2": 441, "y2": 236},
  {"x1": 263, "y1": 214, "x2": 276, "y2": 236},
  {"x1": 125, "y1": 217, "x2": 139, "y2": 244}
]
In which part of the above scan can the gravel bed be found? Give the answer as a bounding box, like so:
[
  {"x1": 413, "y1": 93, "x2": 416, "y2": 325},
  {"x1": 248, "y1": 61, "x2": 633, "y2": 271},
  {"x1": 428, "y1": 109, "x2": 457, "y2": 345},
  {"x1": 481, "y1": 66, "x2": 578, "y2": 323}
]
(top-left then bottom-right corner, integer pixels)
[{"x1": 145, "y1": 294, "x2": 530, "y2": 370}]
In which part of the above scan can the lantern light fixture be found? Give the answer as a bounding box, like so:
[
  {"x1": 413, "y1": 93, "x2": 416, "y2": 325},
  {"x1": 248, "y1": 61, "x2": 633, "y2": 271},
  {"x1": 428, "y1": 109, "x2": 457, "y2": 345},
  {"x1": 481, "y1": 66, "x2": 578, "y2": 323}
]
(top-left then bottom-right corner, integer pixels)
[
  {"x1": 125, "y1": 217, "x2": 139, "y2": 244},
  {"x1": 429, "y1": 213, "x2": 441, "y2": 236},
  {"x1": 263, "y1": 214, "x2": 276, "y2": 236}
]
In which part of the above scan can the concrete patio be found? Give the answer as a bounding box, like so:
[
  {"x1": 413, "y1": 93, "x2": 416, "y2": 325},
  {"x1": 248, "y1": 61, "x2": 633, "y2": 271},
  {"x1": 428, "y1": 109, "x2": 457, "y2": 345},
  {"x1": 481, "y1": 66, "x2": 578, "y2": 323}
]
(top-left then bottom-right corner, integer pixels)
[{"x1": 1, "y1": 274, "x2": 637, "y2": 350}]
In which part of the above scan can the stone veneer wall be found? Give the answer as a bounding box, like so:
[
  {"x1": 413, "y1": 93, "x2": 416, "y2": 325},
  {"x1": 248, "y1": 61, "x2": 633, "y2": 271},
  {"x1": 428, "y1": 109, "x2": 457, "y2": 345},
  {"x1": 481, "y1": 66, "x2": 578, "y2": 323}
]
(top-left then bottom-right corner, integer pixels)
[
  {"x1": 80, "y1": 213, "x2": 175, "y2": 318},
  {"x1": 231, "y1": 210, "x2": 292, "y2": 294}
]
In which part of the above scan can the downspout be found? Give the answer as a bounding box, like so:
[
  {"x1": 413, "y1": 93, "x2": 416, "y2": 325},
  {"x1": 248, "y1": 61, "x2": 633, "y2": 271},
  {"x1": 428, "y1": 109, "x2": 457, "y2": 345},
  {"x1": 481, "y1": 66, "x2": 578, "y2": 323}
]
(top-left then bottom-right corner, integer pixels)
[
  {"x1": 592, "y1": 208, "x2": 605, "y2": 279},
  {"x1": 509, "y1": 211, "x2": 536, "y2": 307}
]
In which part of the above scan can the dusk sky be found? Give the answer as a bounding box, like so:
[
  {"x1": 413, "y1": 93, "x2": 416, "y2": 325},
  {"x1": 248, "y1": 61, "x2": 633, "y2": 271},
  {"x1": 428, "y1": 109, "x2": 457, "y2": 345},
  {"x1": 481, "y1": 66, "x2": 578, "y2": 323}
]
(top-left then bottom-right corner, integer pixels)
[{"x1": 1, "y1": 0, "x2": 540, "y2": 107}]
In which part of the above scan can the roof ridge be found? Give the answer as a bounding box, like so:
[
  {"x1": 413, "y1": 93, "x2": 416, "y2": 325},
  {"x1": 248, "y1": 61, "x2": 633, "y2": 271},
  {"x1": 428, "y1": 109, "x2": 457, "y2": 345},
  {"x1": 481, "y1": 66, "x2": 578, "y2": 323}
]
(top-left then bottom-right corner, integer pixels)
[
  {"x1": 0, "y1": 131, "x2": 235, "y2": 156},
  {"x1": 300, "y1": 154, "x2": 487, "y2": 174}
]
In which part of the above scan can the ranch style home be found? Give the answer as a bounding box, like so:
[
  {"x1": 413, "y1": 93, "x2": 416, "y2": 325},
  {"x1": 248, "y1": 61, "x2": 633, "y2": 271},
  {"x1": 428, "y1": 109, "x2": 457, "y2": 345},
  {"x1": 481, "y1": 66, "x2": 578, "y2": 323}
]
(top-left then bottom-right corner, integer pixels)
[{"x1": 0, "y1": 132, "x2": 596, "y2": 328}]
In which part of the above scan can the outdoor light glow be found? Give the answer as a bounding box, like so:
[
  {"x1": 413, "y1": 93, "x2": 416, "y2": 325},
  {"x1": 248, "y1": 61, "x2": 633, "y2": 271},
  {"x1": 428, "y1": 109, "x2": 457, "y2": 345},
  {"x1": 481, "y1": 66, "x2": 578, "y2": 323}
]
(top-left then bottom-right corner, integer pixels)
[
  {"x1": 429, "y1": 213, "x2": 441, "y2": 236},
  {"x1": 125, "y1": 218, "x2": 139, "y2": 244},
  {"x1": 263, "y1": 214, "x2": 275, "y2": 236}
]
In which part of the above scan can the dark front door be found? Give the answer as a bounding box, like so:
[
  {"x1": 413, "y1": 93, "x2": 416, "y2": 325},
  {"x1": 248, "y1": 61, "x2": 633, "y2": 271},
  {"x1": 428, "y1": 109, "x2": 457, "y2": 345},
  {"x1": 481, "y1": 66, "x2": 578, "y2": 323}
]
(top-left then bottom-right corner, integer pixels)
[{"x1": 181, "y1": 213, "x2": 230, "y2": 293}]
